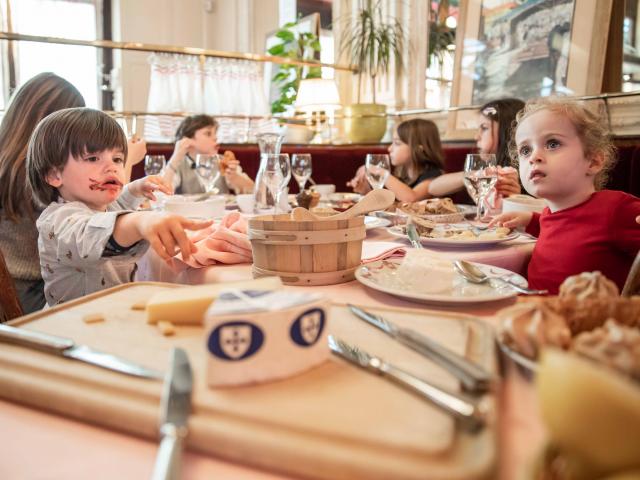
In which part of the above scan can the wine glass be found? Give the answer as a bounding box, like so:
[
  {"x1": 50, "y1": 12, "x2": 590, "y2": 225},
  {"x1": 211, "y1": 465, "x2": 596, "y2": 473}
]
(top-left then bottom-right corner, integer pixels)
[
  {"x1": 195, "y1": 154, "x2": 221, "y2": 194},
  {"x1": 365, "y1": 154, "x2": 390, "y2": 190},
  {"x1": 144, "y1": 155, "x2": 166, "y2": 176},
  {"x1": 262, "y1": 154, "x2": 291, "y2": 215},
  {"x1": 291, "y1": 154, "x2": 312, "y2": 193},
  {"x1": 463, "y1": 153, "x2": 498, "y2": 221}
]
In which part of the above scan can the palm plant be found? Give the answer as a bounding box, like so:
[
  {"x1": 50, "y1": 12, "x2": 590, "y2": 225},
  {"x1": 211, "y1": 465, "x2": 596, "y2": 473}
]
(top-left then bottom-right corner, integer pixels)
[{"x1": 339, "y1": 0, "x2": 405, "y2": 104}]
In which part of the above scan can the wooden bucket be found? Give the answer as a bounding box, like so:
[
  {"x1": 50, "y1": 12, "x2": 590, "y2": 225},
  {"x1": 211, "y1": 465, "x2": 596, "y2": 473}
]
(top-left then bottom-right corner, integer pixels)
[{"x1": 248, "y1": 213, "x2": 366, "y2": 286}]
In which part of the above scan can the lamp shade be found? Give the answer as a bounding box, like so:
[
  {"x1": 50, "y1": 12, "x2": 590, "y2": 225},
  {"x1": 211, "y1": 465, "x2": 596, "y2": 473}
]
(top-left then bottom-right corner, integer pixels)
[{"x1": 295, "y1": 79, "x2": 341, "y2": 112}]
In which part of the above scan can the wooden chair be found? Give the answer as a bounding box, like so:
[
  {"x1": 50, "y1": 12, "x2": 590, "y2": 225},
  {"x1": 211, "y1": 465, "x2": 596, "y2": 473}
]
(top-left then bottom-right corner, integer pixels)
[{"x1": 0, "y1": 248, "x2": 23, "y2": 321}]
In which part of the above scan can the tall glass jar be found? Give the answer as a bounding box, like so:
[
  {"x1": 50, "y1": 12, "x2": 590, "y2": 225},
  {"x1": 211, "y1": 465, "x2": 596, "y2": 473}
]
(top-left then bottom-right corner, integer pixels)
[{"x1": 253, "y1": 133, "x2": 284, "y2": 211}]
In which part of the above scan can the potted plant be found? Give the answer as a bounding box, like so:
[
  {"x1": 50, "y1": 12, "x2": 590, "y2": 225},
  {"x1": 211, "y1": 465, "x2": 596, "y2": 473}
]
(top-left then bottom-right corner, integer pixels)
[
  {"x1": 339, "y1": 0, "x2": 405, "y2": 143},
  {"x1": 268, "y1": 18, "x2": 322, "y2": 115}
]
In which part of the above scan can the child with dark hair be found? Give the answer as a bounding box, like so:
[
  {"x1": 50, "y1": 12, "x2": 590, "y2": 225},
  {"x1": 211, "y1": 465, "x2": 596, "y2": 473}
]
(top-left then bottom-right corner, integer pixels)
[
  {"x1": 428, "y1": 98, "x2": 524, "y2": 200},
  {"x1": 347, "y1": 119, "x2": 444, "y2": 201},
  {"x1": 162, "y1": 114, "x2": 253, "y2": 194},
  {"x1": 27, "y1": 108, "x2": 212, "y2": 306}
]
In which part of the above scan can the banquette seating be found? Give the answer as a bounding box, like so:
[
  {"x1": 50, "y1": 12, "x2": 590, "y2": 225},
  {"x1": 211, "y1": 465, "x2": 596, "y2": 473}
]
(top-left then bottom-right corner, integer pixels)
[{"x1": 137, "y1": 139, "x2": 640, "y2": 201}]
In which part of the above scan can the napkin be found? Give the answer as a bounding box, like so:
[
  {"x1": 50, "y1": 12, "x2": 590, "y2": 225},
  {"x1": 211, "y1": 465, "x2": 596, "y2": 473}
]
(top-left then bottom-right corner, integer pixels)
[
  {"x1": 361, "y1": 241, "x2": 406, "y2": 264},
  {"x1": 175, "y1": 212, "x2": 253, "y2": 268}
]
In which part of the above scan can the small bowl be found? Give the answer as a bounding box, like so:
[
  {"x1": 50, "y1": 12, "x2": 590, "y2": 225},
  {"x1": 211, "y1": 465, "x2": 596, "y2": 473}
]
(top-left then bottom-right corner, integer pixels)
[{"x1": 164, "y1": 194, "x2": 225, "y2": 219}]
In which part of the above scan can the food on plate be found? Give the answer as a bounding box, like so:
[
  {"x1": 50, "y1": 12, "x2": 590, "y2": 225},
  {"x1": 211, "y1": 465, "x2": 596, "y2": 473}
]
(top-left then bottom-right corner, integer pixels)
[
  {"x1": 145, "y1": 276, "x2": 282, "y2": 325},
  {"x1": 395, "y1": 250, "x2": 455, "y2": 294},
  {"x1": 310, "y1": 206, "x2": 339, "y2": 216},
  {"x1": 499, "y1": 271, "x2": 640, "y2": 379},
  {"x1": 82, "y1": 312, "x2": 105, "y2": 324},
  {"x1": 396, "y1": 197, "x2": 458, "y2": 216},
  {"x1": 157, "y1": 320, "x2": 176, "y2": 336},
  {"x1": 399, "y1": 223, "x2": 511, "y2": 240},
  {"x1": 409, "y1": 216, "x2": 436, "y2": 236},
  {"x1": 535, "y1": 349, "x2": 640, "y2": 477},
  {"x1": 295, "y1": 190, "x2": 320, "y2": 210}
]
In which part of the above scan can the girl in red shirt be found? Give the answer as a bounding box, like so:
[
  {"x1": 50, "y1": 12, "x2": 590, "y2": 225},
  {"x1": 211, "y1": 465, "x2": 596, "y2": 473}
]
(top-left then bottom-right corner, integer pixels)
[{"x1": 490, "y1": 98, "x2": 640, "y2": 294}]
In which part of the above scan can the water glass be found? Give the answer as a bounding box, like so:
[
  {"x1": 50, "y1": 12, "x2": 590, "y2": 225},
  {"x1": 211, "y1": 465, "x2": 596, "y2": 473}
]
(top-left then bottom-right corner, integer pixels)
[
  {"x1": 291, "y1": 154, "x2": 312, "y2": 192},
  {"x1": 144, "y1": 155, "x2": 166, "y2": 176},
  {"x1": 195, "y1": 154, "x2": 222, "y2": 193},
  {"x1": 365, "y1": 154, "x2": 390, "y2": 190},
  {"x1": 262, "y1": 154, "x2": 291, "y2": 214},
  {"x1": 463, "y1": 153, "x2": 498, "y2": 221}
]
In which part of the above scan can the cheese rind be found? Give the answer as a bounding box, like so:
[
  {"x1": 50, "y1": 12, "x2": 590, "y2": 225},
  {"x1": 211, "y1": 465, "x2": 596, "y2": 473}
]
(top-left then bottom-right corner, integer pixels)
[{"x1": 145, "y1": 276, "x2": 282, "y2": 325}]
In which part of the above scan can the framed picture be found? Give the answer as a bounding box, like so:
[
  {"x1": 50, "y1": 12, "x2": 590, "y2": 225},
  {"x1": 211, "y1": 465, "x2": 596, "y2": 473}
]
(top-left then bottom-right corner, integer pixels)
[{"x1": 447, "y1": 0, "x2": 614, "y2": 139}]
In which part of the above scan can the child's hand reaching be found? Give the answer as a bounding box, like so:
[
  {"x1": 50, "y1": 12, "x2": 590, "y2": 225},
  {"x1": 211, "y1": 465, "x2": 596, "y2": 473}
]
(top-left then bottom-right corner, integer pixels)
[
  {"x1": 496, "y1": 166, "x2": 521, "y2": 197},
  {"x1": 488, "y1": 210, "x2": 533, "y2": 230},
  {"x1": 127, "y1": 135, "x2": 147, "y2": 167},
  {"x1": 137, "y1": 213, "x2": 212, "y2": 262},
  {"x1": 174, "y1": 137, "x2": 195, "y2": 158},
  {"x1": 129, "y1": 175, "x2": 172, "y2": 201}
]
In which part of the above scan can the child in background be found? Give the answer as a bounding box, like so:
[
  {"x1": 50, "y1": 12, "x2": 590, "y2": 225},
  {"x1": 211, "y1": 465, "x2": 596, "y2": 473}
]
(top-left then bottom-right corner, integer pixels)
[
  {"x1": 162, "y1": 114, "x2": 254, "y2": 194},
  {"x1": 347, "y1": 119, "x2": 444, "y2": 202},
  {"x1": 428, "y1": 98, "x2": 523, "y2": 202},
  {"x1": 27, "y1": 108, "x2": 212, "y2": 306},
  {"x1": 489, "y1": 98, "x2": 640, "y2": 294}
]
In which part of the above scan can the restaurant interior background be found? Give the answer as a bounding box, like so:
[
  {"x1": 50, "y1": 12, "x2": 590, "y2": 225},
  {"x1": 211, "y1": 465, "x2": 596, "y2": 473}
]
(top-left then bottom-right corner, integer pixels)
[{"x1": 1, "y1": 0, "x2": 640, "y2": 144}]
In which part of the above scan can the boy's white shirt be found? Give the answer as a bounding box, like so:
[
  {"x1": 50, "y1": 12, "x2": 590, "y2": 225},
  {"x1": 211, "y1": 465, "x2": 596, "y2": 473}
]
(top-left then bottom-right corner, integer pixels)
[{"x1": 36, "y1": 184, "x2": 149, "y2": 306}]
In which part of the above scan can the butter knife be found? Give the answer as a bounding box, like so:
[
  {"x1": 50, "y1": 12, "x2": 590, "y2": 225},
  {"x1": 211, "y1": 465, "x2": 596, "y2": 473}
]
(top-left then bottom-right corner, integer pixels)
[
  {"x1": 328, "y1": 336, "x2": 487, "y2": 431},
  {"x1": 348, "y1": 304, "x2": 495, "y2": 393},
  {"x1": 152, "y1": 348, "x2": 193, "y2": 480},
  {"x1": 0, "y1": 324, "x2": 162, "y2": 379}
]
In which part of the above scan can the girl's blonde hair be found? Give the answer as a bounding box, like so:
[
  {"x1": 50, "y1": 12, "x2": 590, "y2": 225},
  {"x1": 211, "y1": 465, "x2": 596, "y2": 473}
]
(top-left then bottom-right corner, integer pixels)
[
  {"x1": 0, "y1": 73, "x2": 85, "y2": 221},
  {"x1": 509, "y1": 98, "x2": 616, "y2": 189},
  {"x1": 394, "y1": 119, "x2": 444, "y2": 184}
]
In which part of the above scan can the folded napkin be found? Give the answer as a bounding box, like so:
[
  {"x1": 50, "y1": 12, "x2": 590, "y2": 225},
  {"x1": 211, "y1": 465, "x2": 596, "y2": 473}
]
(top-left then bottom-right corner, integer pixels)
[
  {"x1": 361, "y1": 241, "x2": 406, "y2": 264},
  {"x1": 175, "y1": 212, "x2": 253, "y2": 268}
]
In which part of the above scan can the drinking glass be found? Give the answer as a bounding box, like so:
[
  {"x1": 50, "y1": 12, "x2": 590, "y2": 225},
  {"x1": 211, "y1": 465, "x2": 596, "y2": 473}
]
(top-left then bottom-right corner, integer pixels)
[
  {"x1": 144, "y1": 155, "x2": 166, "y2": 176},
  {"x1": 291, "y1": 154, "x2": 312, "y2": 192},
  {"x1": 365, "y1": 154, "x2": 390, "y2": 190},
  {"x1": 262, "y1": 154, "x2": 291, "y2": 215},
  {"x1": 195, "y1": 154, "x2": 222, "y2": 194},
  {"x1": 463, "y1": 153, "x2": 498, "y2": 221}
]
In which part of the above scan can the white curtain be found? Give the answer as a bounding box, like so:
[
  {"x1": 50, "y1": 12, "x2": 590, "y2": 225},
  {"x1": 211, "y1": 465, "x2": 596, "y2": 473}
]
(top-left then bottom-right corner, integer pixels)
[{"x1": 145, "y1": 53, "x2": 276, "y2": 142}]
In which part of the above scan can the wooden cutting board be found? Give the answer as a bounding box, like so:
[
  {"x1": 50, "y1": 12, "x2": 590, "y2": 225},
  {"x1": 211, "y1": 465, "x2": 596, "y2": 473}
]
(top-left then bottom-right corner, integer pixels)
[{"x1": 0, "y1": 282, "x2": 497, "y2": 480}]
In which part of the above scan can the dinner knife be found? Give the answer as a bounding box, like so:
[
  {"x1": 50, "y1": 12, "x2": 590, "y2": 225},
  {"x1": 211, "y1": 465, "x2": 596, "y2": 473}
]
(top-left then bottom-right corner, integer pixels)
[
  {"x1": 348, "y1": 304, "x2": 495, "y2": 393},
  {"x1": 328, "y1": 336, "x2": 487, "y2": 431},
  {"x1": 152, "y1": 347, "x2": 193, "y2": 480},
  {"x1": 0, "y1": 324, "x2": 163, "y2": 379}
]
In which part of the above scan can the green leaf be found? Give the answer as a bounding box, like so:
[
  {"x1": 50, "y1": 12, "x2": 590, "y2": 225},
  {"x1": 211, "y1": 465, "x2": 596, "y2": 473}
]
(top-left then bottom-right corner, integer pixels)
[
  {"x1": 268, "y1": 44, "x2": 285, "y2": 56},
  {"x1": 276, "y1": 30, "x2": 295, "y2": 41}
]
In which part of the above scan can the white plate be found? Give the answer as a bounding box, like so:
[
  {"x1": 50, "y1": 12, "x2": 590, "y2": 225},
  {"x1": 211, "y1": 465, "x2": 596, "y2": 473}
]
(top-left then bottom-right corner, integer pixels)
[
  {"x1": 355, "y1": 258, "x2": 527, "y2": 305},
  {"x1": 364, "y1": 216, "x2": 391, "y2": 230},
  {"x1": 387, "y1": 225, "x2": 520, "y2": 248}
]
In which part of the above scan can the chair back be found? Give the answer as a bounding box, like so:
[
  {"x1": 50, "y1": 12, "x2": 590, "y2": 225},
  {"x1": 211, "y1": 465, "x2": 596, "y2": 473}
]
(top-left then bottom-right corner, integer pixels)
[{"x1": 0, "y1": 248, "x2": 24, "y2": 321}]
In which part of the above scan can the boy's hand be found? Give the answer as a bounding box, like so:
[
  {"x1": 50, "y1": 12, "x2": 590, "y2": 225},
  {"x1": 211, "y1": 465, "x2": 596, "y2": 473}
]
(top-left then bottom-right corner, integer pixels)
[
  {"x1": 138, "y1": 213, "x2": 213, "y2": 261},
  {"x1": 637, "y1": 215, "x2": 640, "y2": 225},
  {"x1": 488, "y1": 211, "x2": 533, "y2": 230},
  {"x1": 174, "y1": 137, "x2": 195, "y2": 158},
  {"x1": 128, "y1": 175, "x2": 172, "y2": 200},
  {"x1": 496, "y1": 167, "x2": 521, "y2": 197},
  {"x1": 346, "y1": 165, "x2": 371, "y2": 194}
]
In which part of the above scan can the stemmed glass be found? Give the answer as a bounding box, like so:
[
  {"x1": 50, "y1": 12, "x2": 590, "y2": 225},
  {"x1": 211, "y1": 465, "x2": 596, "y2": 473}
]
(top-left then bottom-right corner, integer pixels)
[
  {"x1": 291, "y1": 154, "x2": 312, "y2": 193},
  {"x1": 365, "y1": 154, "x2": 390, "y2": 190},
  {"x1": 262, "y1": 154, "x2": 291, "y2": 215},
  {"x1": 463, "y1": 153, "x2": 498, "y2": 221},
  {"x1": 144, "y1": 155, "x2": 166, "y2": 176},
  {"x1": 195, "y1": 154, "x2": 221, "y2": 194}
]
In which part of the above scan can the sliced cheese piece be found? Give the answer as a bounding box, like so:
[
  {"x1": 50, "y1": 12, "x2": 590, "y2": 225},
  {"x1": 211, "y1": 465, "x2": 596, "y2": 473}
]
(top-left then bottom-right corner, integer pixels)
[
  {"x1": 145, "y1": 276, "x2": 282, "y2": 325},
  {"x1": 83, "y1": 312, "x2": 105, "y2": 324},
  {"x1": 157, "y1": 321, "x2": 175, "y2": 336}
]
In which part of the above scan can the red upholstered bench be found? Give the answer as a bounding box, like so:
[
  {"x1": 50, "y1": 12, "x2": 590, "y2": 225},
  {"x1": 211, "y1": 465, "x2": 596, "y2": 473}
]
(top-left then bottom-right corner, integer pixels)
[{"x1": 135, "y1": 138, "x2": 640, "y2": 200}]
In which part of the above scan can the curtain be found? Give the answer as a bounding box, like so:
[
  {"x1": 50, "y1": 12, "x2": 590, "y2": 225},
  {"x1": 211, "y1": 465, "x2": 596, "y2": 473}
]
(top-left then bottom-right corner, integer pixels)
[{"x1": 145, "y1": 53, "x2": 276, "y2": 143}]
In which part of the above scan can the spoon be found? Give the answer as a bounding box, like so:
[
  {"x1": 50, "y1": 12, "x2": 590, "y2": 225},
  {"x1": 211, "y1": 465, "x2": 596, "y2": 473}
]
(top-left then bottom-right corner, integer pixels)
[
  {"x1": 405, "y1": 223, "x2": 423, "y2": 249},
  {"x1": 328, "y1": 189, "x2": 396, "y2": 221},
  {"x1": 453, "y1": 260, "x2": 548, "y2": 295},
  {"x1": 291, "y1": 207, "x2": 320, "y2": 221}
]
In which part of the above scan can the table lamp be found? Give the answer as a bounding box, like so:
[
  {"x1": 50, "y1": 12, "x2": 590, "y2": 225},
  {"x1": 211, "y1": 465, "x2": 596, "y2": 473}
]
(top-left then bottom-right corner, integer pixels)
[{"x1": 294, "y1": 79, "x2": 341, "y2": 144}]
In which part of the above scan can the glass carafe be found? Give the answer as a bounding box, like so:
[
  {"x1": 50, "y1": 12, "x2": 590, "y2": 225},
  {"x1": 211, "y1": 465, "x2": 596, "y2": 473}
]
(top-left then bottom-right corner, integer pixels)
[{"x1": 254, "y1": 133, "x2": 284, "y2": 211}]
